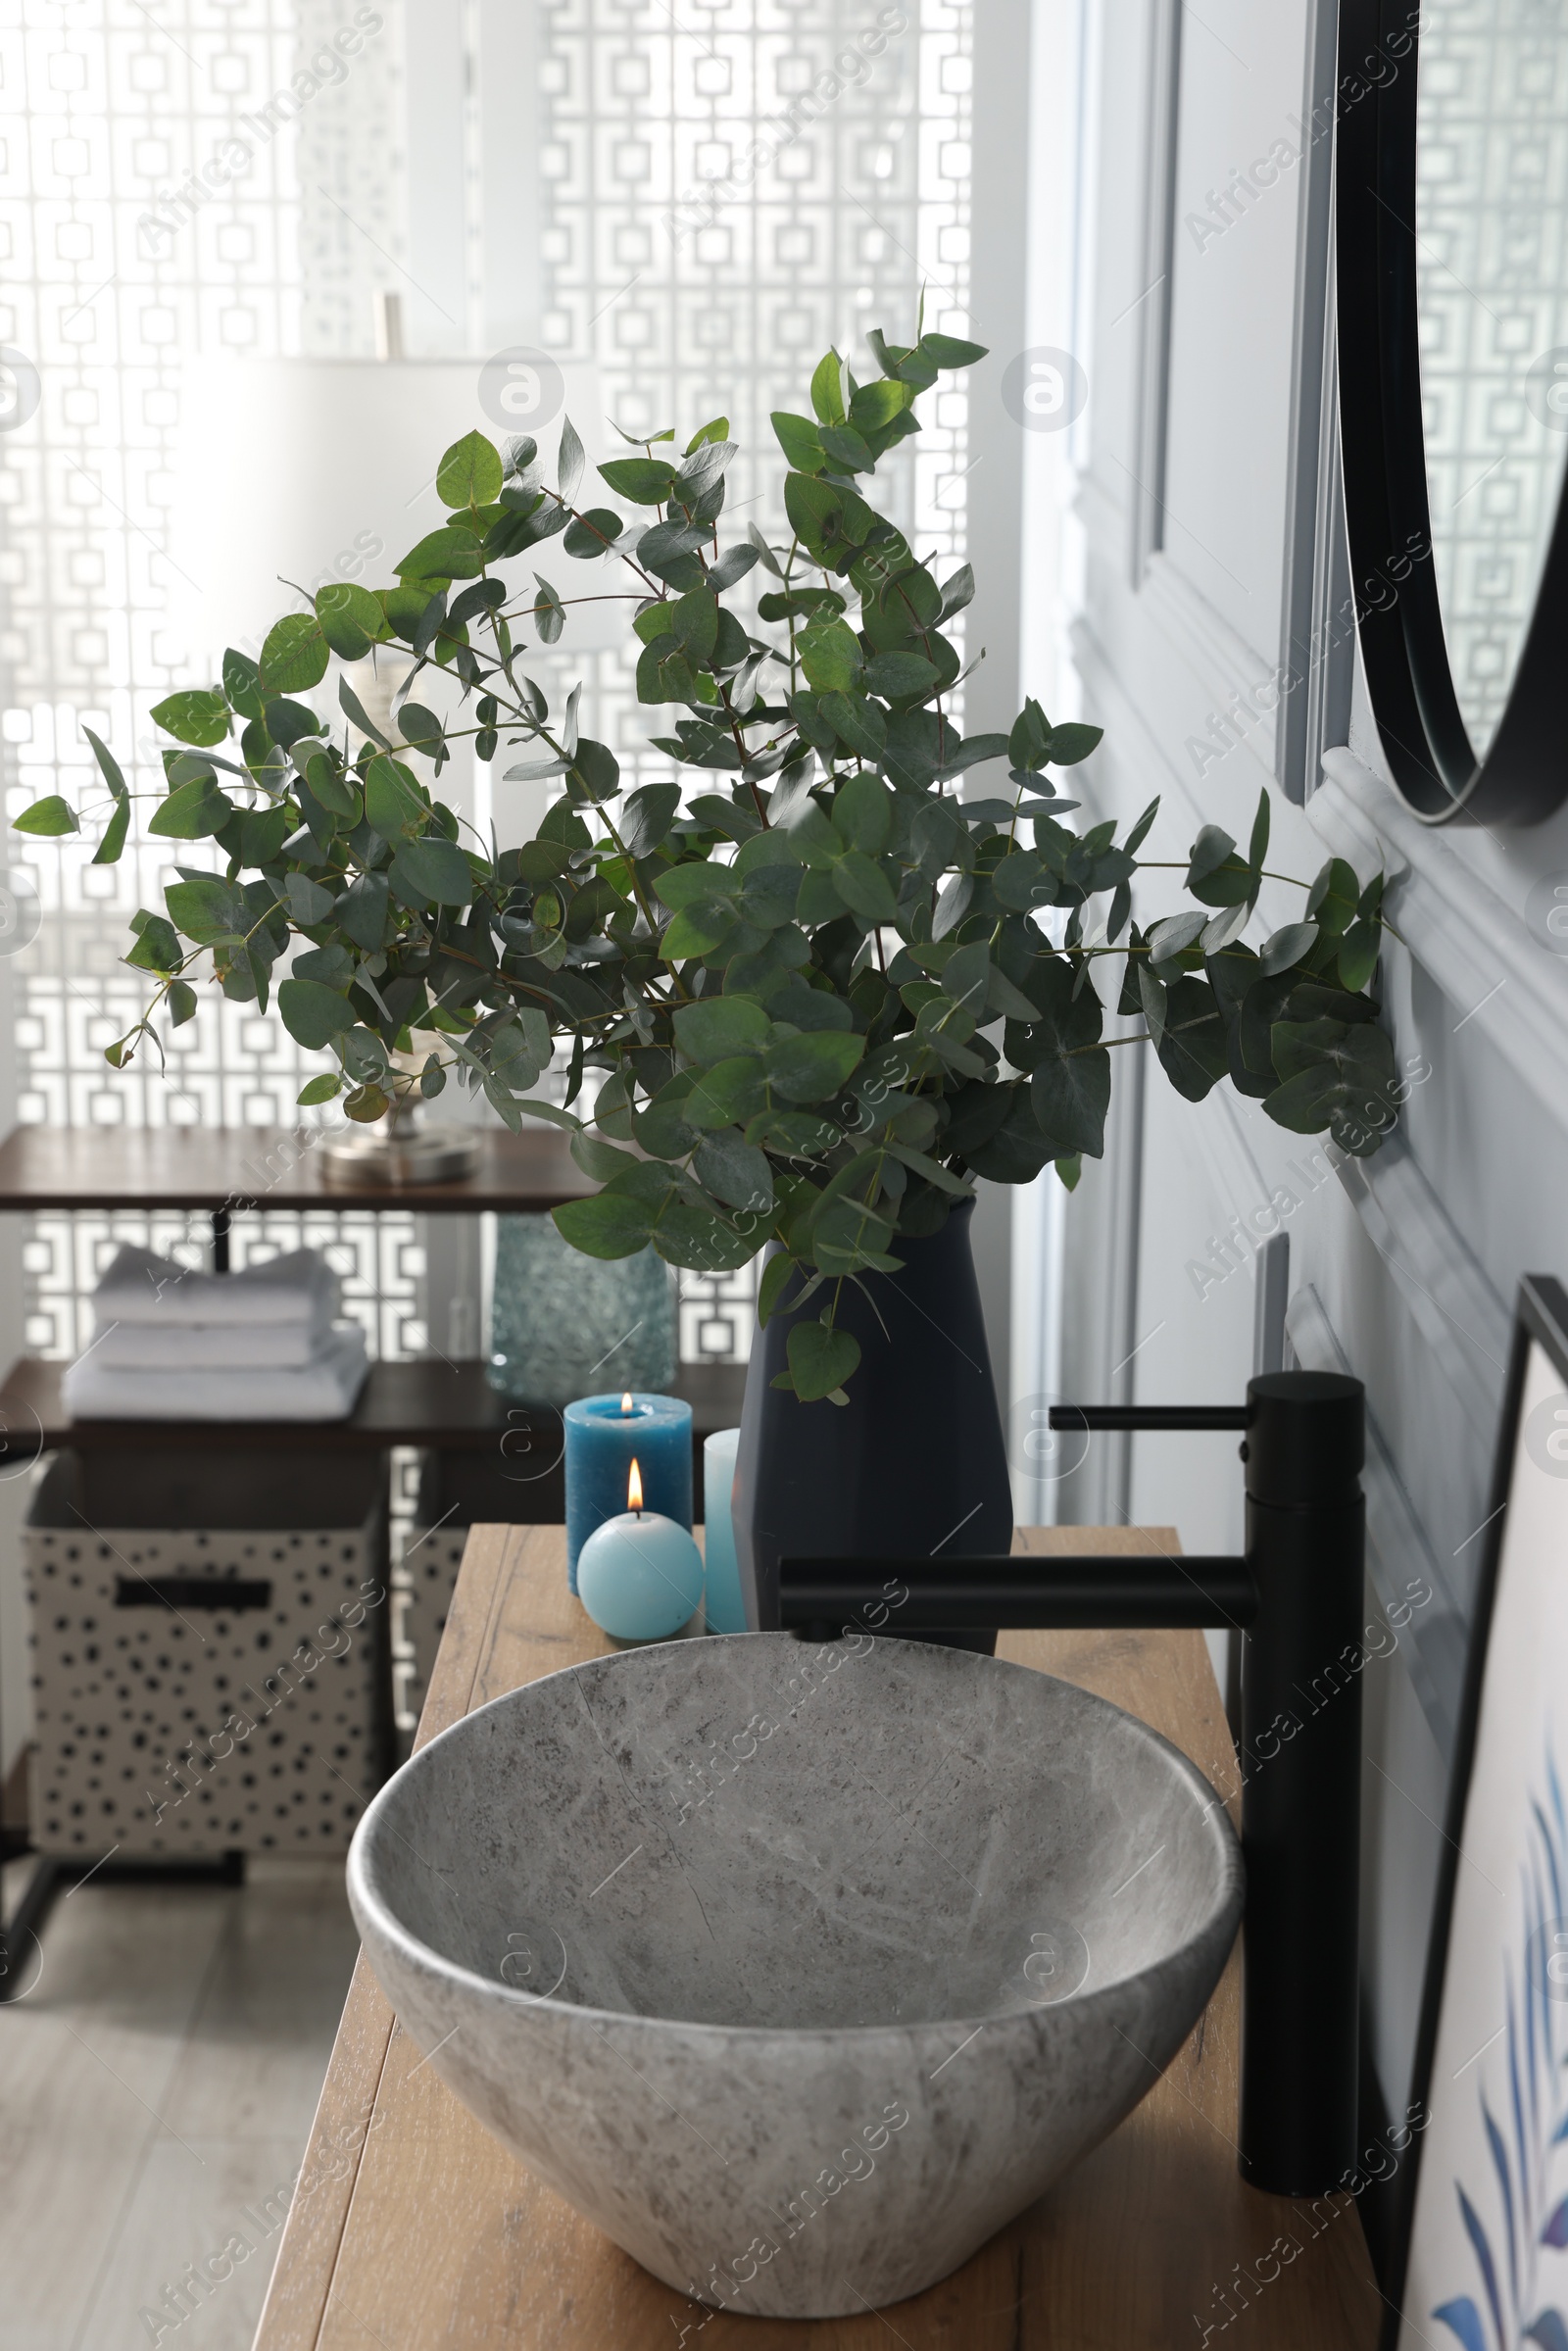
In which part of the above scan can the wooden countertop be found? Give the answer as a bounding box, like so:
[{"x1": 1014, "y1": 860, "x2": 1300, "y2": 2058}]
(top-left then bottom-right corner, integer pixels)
[
  {"x1": 0, "y1": 1123, "x2": 595, "y2": 1212},
  {"x1": 252, "y1": 1527, "x2": 1381, "y2": 2351}
]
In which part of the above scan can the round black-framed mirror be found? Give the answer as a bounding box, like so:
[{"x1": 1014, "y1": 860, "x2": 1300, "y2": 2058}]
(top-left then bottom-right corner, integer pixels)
[{"x1": 1337, "y1": 0, "x2": 1568, "y2": 826}]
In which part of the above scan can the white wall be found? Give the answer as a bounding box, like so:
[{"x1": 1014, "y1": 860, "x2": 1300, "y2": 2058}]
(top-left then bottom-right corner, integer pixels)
[{"x1": 1035, "y1": 0, "x2": 1525, "y2": 2130}]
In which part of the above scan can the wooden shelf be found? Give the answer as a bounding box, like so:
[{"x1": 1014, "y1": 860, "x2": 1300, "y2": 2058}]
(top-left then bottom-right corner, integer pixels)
[
  {"x1": 0, "y1": 1357, "x2": 746, "y2": 1456},
  {"x1": 0, "y1": 1123, "x2": 595, "y2": 1213}
]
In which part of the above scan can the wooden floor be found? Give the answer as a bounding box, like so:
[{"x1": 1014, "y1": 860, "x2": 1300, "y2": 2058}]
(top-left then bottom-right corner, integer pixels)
[{"x1": 0, "y1": 1852, "x2": 359, "y2": 2351}]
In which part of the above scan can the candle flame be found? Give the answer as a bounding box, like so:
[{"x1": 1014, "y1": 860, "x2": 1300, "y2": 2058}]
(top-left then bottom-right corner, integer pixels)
[
  {"x1": 621, "y1": 1392, "x2": 633, "y2": 1415},
  {"x1": 627, "y1": 1457, "x2": 643, "y2": 1513}
]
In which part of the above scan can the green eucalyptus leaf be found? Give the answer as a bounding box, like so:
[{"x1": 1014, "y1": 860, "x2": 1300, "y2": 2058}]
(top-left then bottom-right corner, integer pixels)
[
  {"x1": 150, "y1": 689, "x2": 230, "y2": 748},
  {"x1": 708, "y1": 542, "x2": 760, "y2": 592},
  {"x1": 390, "y1": 835, "x2": 474, "y2": 908},
  {"x1": 532, "y1": 575, "x2": 565, "y2": 644},
  {"x1": 674, "y1": 995, "x2": 770, "y2": 1064},
  {"x1": 1263, "y1": 1015, "x2": 1398, "y2": 1154},
  {"x1": 1260, "y1": 920, "x2": 1318, "y2": 976},
  {"x1": 693, "y1": 1131, "x2": 775, "y2": 1214},
  {"x1": 570, "y1": 1131, "x2": 644, "y2": 1184},
  {"x1": 339, "y1": 871, "x2": 389, "y2": 953},
  {"x1": 564, "y1": 508, "x2": 623, "y2": 559},
  {"x1": 221, "y1": 650, "x2": 265, "y2": 724},
  {"x1": 1155, "y1": 976, "x2": 1229, "y2": 1102},
  {"x1": 558, "y1": 415, "x2": 586, "y2": 504},
  {"x1": 818, "y1": 422, "x2": 874, "y2": 472},
  {"x1": 655, "y1": 860, "x2": 742, "y2": 913},
  {"x1": 747, "y1": 521, "x2": 786, "y2": 579},
  {"x1": 1023, "y1": 957, "x2": 1109, "y2": 1154},
  {"x1": 94, "y1": 796, "x2": 130, "y2": 864},
  {"x1": 277, "y1": 871, "x2": 334, "y2": 925},
  {"x1": 364, "y1": 755, "x2": 427, "y2": 841},
  {"x1": 809, "y1": 349, "x2": 847, "y2": 426},
  {"x1": 259, "y1": 612, "x2": 330, "y2": 696},
  {"x1": 14, "y1": 795, "x2": 77, "y2": 836},
  {"x1": 650, "y1": 1202, "x2": 757, "y2": 1275},
  {"x1": 316, "y1": 581, "x2": 387, "y2": 661},
  {"x1": 766, "y1": 1026, "x2": 863, "y2": 1102},
  {"x1": 797, "y1": 615, "x2": 862, "y2": 694},
  {"x1": 1124, "y1": 796, "x2": 1160, "y2": 857},
  {"x1": 784, "y1": 470, "x2": 874, "y2": 571},
  {"x1": 786, "y1": 1317, "x2": 860, "y2": 1403},
  {"x1": 1305, "y1": 857, "x2": 1361, "y2": 939},
  {"x1": 149, "y1": 776, "x2": 233, "y2": 839},
  {"x1": 165, "y1": 876, "x2": 248, "y2": 946},
  {"x1": 685, "y1": 1054, "x2": 772, "y2": 1131},
  {"x1": 276, "y1": 976, "x2": 356, "y2": 1050},
  {"x1": 670, "y1": 585, "x2": 718, "y2": 661},
  {"x1": 598, "y1": 456, "x2": 677, "y2": 503},
  {"x1": 552, "y1": 1192, "x2": 657, "y2": 1258},
  {"x1": 757, "y1": 1251, "x2": 799, "y2": 1327},
  {"x1": 565, "y1": 737, "x2": 620, "y2": 803},
  {"x1": 829, "y1": 848, "x2": 898, "y2": 928},
  {"x1": 863, "y1": 650, "x2": 939, "y2": 700},
  {"x1": 820, "y1": 692, "x2": 886, "y2": 759},
  {"x1": 1338, "y1": 917, "x2": 1381, "y2": 993},
  {"x1": 919, "y1": 332, "x2": 988, "y2": 368},
  {"x1": 1031, "y1": 1047, "x2": 1109, "y2": 1158},
  {"x1": 621, "y1": 782, "x2": 681, "y2": 855},
  {"x1": 435, "y1": 429, "x2": 503, "y2": 510},
  {"x1": 396, "y1": 524, "x2": 484, "y2": 582},
  {"x1": 830, "y1": 768, "x2": 893, "y2": 854},
  {"x1": 83, "y1": 724, "x2": 127, "y2": 799},
  {"x1": 124, "y1": 909, "x2": 182, "y2": 974},
  {"x1": 303, "y1": 754, "x2": 361, "y2": 822},
  {"x1": 1044, "y1": 721, "x2": 1103, "y2": 766},
  {"x1": 810, "y1": 1192, "x2": 898, "y2": 1274}
]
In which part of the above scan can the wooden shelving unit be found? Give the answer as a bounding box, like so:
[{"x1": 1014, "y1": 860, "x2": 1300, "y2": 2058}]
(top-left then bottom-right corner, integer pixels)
[{"x1": 0, "y1": 1123, "x2": 745, "y2": 1457}]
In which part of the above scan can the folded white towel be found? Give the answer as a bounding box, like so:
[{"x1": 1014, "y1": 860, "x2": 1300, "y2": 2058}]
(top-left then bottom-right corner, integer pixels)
[
  {"x1": 91, "y1": 1244, "x2": 339, "y2": 1329},
  {"x1": 90, "y1": 1316, "x2": 342, "y2": 1371},
  {"x1": 63, "y1": 1323, "x2": 369, "y2": 1422}
]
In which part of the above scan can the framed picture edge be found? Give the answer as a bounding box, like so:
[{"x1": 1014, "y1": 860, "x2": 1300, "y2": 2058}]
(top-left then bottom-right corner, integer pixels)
[{"x1": 1382, "y1": 1272, "x2": 1568, "y2": 2339}]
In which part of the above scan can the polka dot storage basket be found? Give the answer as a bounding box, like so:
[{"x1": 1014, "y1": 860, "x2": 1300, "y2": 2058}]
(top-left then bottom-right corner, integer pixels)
[{"x1": 23, "y1": 1447, "x2": 391, "y2": 1859}]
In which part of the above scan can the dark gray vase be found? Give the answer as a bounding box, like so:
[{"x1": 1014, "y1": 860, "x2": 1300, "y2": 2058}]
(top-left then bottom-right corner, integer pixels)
[{"x1": 732, "y1": 1198, "x2": 1011, "y2": 1654}]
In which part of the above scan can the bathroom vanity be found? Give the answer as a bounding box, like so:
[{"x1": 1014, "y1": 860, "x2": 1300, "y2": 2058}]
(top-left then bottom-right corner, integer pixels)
[{"x1": 253, "y1": 1525, "x2": 1381, "y2": 2348}]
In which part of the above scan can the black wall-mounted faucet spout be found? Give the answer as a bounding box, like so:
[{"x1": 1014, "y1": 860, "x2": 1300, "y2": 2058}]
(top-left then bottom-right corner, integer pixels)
[{"x1": 776, "y1": 1369, "x2": 1366, "y2": 2202}]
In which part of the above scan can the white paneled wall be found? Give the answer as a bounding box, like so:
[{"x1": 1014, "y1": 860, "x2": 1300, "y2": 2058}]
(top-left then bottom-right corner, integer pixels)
[{"x1": 1037, "y1": 0, "x2": 1568, "y2": 2132}]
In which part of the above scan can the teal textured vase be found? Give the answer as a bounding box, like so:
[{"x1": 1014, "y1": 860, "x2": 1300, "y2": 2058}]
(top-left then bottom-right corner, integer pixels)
[{"x1": 487, "y1": 1213, "x2": 678, "y2": 1408}]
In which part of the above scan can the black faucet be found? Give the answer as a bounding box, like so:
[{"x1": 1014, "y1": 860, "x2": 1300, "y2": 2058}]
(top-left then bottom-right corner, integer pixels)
[{"x1": 776, "y1": 1369, "x2": 1365, "y2": 2201}]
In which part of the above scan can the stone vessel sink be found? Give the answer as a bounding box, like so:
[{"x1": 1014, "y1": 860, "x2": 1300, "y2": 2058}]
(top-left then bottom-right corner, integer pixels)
[{"x1": 347, "y1": 1634, "x2": 1244, "y2": 2319}]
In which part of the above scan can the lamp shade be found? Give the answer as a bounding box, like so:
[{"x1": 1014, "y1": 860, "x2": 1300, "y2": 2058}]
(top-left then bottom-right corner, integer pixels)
[{"x1": 166, "y1": 355, "x2": 626, "y2": 672}]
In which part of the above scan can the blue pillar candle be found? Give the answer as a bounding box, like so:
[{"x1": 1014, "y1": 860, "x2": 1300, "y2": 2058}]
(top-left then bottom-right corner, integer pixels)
[
  {"x1": 577, "y1": 1506, "x2": 705, "y2": 1642},
  {"x1": 702, "y1": 1428, "x2": 746, "y2": 1635},
  {"x1": 564, "y1": 1391, "x2": 693, "y2": 1592}
]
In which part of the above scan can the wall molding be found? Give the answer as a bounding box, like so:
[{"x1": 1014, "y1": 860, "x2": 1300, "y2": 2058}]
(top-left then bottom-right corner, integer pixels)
[
  {"x1": 1069, "y1": 601, "x2": 1277, "y2": 839},
  {"x1": 1139, "y1": 552, "x2": 1282, "y2": 774},
  {"x1": 1276, "y1": 0, "x2": 1346, "y2": 804},
  {"x1": 1333, "y1": 1133, "x2": 1510, "y2": 1443},
  {"x1": 1129, "y1": 0, "x2": 1184, "y2": 585},
  {"x1": 1287, "y1": 1282, "x2": 1465, "y2": 1763},
  {"x1": 1313, "y1": 747, "x2": 1568, "y2": 1127}
]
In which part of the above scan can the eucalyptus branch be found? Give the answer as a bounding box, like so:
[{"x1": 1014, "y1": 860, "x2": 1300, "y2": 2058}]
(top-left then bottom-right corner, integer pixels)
[{"x1": 74, "y1": 321, "x2": 1396, "y2": 1397}]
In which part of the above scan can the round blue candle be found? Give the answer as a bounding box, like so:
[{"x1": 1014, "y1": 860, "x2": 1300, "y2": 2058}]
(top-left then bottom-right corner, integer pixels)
[
  {"x1": 577, "y1": 1508, "x2": 705, "y2": 1642},
  {"x1": 564, "y1": 1391, "x2": 692, "y2": 1592},
  {"x1": 702, "y1": 1427, "x2": 747, "y2": 1635}
]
